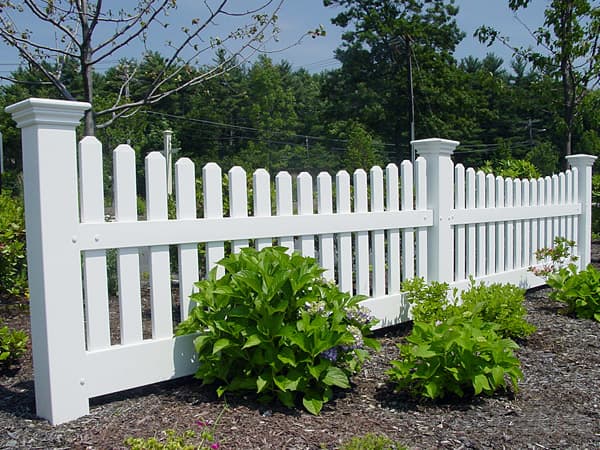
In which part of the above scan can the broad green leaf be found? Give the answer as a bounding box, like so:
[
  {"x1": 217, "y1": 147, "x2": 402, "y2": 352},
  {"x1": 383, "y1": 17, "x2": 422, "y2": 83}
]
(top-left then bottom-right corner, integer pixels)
[
  {"x1": 212, "y1": 338, "x2": 232, "y2": 354},
  {"x1": 274, "y1": 373, "x2": 301, "y2": 391},
  {"x1": 242, "y1": 334, "x2": 262, "y2": 349},
  {"x1": 491, "y1": 366, "x2": 505, "y2": 387},
  {"x1": 412, "y1": 344, "x2": 436, "y2": 359},
  {"x1": 302, "y1": 394, "x2": 324, "y2": 415},
  {"x1": 277, "y1": 347, "x2": 297, "y2": 366},
  {"x1": 308, "y1": 360, "x2": 328, "y2": 380},
  {"x1": 473, "y1": 373, "x2": 491, "y2": 395},
  {"x1": 322, "y1": 366, "x2": 350, "y2": 389},
  {"x1": 193, "y1": 335, "x2": 211, "y2": 354},
  {"x1": 257, "y1": 373, "x2": 269, "y2": 393},
  {"x1": 424, "y1": 381, "x2": 440, "y2": 399},
  {"x1": 277, "y1": 390, "x2": 295, "y2": 407}
]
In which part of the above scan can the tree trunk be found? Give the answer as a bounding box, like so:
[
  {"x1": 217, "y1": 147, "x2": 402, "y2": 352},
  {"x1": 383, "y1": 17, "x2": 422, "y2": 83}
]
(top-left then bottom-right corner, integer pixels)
[
  {"x1": 559, "y1": 0, "x2": 574, "y2": 170},
  {"x1": 80, "y1": 0, "x2": 96, "y2": 136}
]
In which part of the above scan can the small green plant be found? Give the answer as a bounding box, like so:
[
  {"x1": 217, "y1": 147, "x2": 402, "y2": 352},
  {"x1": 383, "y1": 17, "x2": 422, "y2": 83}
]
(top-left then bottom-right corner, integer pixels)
[
  {"x1": 402, "y1": 277, "x2": 459, "y2": 324},
  {"x1": 459, "y1": 281, "x2": 536, "y2": 339},
  {"x1": 403, "y1": 277, "x2": 535, "y2": 339},
  {"x1": 529, "y1": 236, "x2": 578, "y2": 278},
  {"x1": 0, "y1": 192, "x2": 28, "y2": 299},
  {"x1": 480, "y1": 158, "x2": 540, "y2": 179},
  {"x1": 0, "y1": 323, "x2": 28, "y2": 368},
  {"x1": 546, "y1": 264, "x2": 600, "y2": 322},
  {"x1": 530, "y1": 237, "x2": 600, "y2": 321},
  {"x1": 388, "y1": 316, "x2": 523, "y2": 400},
  {"x1": 125, "y1": 418, "x2": 221, "y2": 450},
  {"x1": 340, "y1": 433, "x2": 407, "y2": 450},
  {"x1": 176, "y1": 246, "x2": 380, "y2": 415}
]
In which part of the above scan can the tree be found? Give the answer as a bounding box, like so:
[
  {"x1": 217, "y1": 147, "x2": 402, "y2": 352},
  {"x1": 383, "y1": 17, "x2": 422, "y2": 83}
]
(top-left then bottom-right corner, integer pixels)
[
  {"x1": 321, "y1": 0, "x2": 465, "y2": 161},
  {"x1": 476, "y1": 0, "x2": 600, "y2": 165},
  {"x1": 0, "y1": 0, "x2": 314, "y2": 135}
]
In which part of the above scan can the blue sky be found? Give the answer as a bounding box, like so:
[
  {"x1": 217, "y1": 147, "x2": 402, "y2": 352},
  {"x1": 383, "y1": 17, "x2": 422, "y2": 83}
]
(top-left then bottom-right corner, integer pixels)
[
  {"x1": 269, "y1": 0, "x2": 548, "y2": 71},
  {"x1": 0, "y1": 0, "x2": 549, "y2": 76}
]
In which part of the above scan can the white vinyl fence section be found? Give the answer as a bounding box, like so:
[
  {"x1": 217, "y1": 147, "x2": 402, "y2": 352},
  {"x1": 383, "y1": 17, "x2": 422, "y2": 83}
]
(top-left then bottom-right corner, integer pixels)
[{"x1": 7, "y1": 98, "x2": 597, "y2": 425}]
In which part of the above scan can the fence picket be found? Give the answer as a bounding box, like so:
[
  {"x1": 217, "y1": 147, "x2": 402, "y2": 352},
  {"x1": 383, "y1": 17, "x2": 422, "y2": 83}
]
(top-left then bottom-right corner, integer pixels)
[
  {"x1": 454, "y1": 164, "x2": 466, "y2": 282},
  {"x1": 566, "y1": 170, "x2": 574, "y2": 241},
  {"x1": 298, "y1": 172, "x2": 315, "y2": 258},
  {"x1": 229, "y1": 166, "x2": 249, "y2": 253},
  {"x1": 552, "y1": 175, "x2": 560, "y2": 243},
  {"x1": 545, "y1": 176, "x2": 553, "y2": 248},
  {"x1": 559, "y1": 173, "x2": 567, "y2": 236},
  {"x1": 354, "y1": 169, "x2": 370, "y2": 295},
  {"x1": 522, "y1": 180, "x2": 531, "y2": 267},
  {"x1": 572, "y1": 168, "x2": 579, "y2": 256},
  {"x1": 495, "y1": 176, "x2": 505, "y2": 272},
  {"x1": 466, "y1": 168, "x2": 477, "y2": 277},
  {"x1": 203, "y1": 163, "x2": 225, "y2": 277},
  {"x1": 486, "y1": 174, "x2": 496, "y2": 275},
  {"x1": 145, "y1": 152, "x2": 173, "y2": 339},
  {"x1": 370, "y1": 167, "x2": 386, "y2": 297},
  {"x1": 317, "y1": 173, "x2": 335, "y2": 281},
  {"x1": 415, "y1": 158, "x2": 428, "y2": 279},
  {"x1": 505, "y1": 179, "x2": 514, "y2": 271},
  {"x1": 529, "y1": 179, "x2": 538, "y2": 265},
  {"x1": 175, "y1": 158, "x2": 198, "y2": 320},
  {"x1": 476, "y1": 171, "x2": 486, "y2": 276},
  {"x1": 336, "y1": 171, "x2": 353, "y2": 293},
  {"x1": 514, "y1": 179, "x2": 523, "y2": 268},
  {"x1": 79, "y1": 137, "x2": 110, "y2": 351},
  {"x1": 401, "y1": 161, "x2": 415, "y2": 282},
  {"x1": 254, "y1": 169, "x2": 272, "y2": 250},
  {"x1": 386, "y1": 164, "x2": 401, "y2": 294},
  {"x1": 275, "y1": 172, "x2": 295, "y2": 253},
  {"x1": 538, "y1": 178, "x2": 546, "y2": 253},
  {"x1": 113, "y1": 145, "x2": 143, "y2": 344}
]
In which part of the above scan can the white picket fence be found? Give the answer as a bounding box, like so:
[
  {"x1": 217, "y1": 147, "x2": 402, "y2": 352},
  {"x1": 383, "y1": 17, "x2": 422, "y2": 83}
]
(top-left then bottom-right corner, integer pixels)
[{"x1": 6, "y1": 98, "x2": 597, "y2": 425}]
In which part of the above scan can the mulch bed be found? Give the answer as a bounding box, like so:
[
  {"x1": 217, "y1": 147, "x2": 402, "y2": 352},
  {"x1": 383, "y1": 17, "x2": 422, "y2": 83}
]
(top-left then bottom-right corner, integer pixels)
[{"x1": 1, "y1": 246, "x2": 600, "y2": 449}]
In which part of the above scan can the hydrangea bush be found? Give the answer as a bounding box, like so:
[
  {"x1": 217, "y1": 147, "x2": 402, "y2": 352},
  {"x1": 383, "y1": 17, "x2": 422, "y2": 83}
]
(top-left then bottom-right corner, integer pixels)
[{"x1": 176, "y1": 246, "x2": 380, "y2": 414}]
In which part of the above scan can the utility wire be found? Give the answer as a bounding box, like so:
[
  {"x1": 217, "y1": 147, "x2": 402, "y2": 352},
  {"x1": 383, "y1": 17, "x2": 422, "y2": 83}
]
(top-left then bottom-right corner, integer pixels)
[{"x1": 142, "y1": 110, "x2": 396, "y2": 148}]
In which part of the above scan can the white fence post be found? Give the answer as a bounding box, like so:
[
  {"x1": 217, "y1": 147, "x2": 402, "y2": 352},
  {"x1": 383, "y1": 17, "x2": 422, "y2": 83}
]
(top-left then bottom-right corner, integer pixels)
[
  {"x1": 565, "y1": 154, "x2": 597, "y2": 268},
  {"x1": 413, "y1": 138, "x2": 459, "y2": 283},
  {"x1": 5, "y1": 98, "x2": 91, "y2": 424}
]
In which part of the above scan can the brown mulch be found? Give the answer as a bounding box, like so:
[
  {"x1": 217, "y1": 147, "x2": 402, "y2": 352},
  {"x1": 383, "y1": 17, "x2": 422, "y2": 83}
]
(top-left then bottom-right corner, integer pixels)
[{"x1": 1, "y1": 248, "x2": 600, "y2": 450}]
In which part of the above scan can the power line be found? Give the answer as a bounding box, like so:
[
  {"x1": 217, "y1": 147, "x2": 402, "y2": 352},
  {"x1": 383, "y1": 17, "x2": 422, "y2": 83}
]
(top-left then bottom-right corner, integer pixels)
[{"x1": 142, "y1": 110, "x2": 396, "y2": 148}]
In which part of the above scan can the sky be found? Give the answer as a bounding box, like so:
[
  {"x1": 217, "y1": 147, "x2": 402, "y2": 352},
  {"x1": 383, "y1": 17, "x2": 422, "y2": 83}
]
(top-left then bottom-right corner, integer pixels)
[{"x1": 0, "y1": 0, "x2": 549, "y2": 77}]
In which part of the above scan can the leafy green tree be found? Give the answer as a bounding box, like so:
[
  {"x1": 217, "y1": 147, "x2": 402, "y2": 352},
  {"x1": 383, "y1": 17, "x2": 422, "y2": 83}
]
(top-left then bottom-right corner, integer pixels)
[
  {"x1": 321, "y1": 0, "x2": 465, "y2": 162},
  {"x1": 477, "y1": 0, "x2": 600, "y2": 165},
  {"x1": 0, "y1": 0, "x2": 285, "y2": 135}
]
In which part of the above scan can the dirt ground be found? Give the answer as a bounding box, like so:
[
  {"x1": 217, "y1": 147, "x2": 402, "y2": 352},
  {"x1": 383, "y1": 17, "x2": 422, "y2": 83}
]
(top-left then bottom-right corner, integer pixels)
[{"x1": 1, "y1": 247, "x2": 600, "y2": 449}]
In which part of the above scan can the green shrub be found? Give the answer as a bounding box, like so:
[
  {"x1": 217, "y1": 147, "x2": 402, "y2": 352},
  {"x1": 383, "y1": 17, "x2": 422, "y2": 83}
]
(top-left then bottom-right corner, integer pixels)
[
  {"x1": 387, "y1": 317, "x2": 523, "y2": 400},
  {"x1": 125, "y1": 418, "x2": 220, "y2": 450},
  {"x1": 402, "y1": 277, "x2": 535, "y2": 339},
  {"x1": 0, "y1": 192, "x2": 28, "y2": 299},
  {"x1": 480, "y1": 158, "x2": 540, "y2": 179},
  {"x1": 546, "y1": 264, "x2": 600, "y2": 322},
  {"x1": 176, "y1": 247, "x2": 380, "y2": 415},
  {"x1": 402, "y1": 277, "x2": 459, "y2": 324},
  {"x1": 340, "y1": 433, "x2": 406, "y2": 450},
  {"x1": 459, "y1": 282, "x2": 536, "y2": 339},
  {"x1": 0, "y1": 323, "x2": 28, "y2": 368},
  {"x1": 530, "y1": 236, "x2": 600, "y2": 321}
]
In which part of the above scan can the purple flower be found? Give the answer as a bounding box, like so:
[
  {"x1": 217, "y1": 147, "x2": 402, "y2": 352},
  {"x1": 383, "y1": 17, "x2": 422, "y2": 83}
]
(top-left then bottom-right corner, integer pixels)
[
  {"x1": 210, "y1": 443, "x2": 220, "y2": 449},
  {"x1": 320, "y1": 347, "x2": 338, "y2": 362},
  {"x1": 196, "y1": 420, "x2": 206, "y2": 428}
]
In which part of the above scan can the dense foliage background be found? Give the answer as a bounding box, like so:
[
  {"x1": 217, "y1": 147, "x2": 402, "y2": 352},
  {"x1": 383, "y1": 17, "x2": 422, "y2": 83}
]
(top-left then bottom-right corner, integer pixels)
[{"x1": 0, "y1": 0, "x2": 597, "y2": 185}]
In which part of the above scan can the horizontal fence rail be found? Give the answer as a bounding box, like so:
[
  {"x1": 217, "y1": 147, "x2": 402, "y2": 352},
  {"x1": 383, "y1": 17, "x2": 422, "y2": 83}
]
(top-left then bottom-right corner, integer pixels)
[{"x1": 7, "y1": 98, "x2": 597, "y2": 425}]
